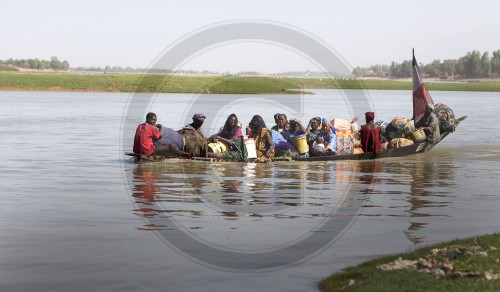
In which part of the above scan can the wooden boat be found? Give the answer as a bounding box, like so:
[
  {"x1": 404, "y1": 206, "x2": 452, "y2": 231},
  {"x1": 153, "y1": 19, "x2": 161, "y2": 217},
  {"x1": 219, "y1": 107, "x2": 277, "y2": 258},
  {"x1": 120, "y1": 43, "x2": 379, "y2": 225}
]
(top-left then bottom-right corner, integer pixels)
[
  {"x1": 126, "y1": 51, "x2": 464, "y2": 163},
  {"x1": 126, "y1": 115, "x2": 466, "y2": 163}
]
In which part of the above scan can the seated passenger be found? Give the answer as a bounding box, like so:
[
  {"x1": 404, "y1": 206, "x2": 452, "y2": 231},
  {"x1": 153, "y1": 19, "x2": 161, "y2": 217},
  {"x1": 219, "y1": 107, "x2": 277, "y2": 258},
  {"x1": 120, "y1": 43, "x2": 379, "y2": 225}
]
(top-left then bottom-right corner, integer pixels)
[
  {"x1": 133, "y1": 112, "x2": 163, "y2": 156},
  {"x1": 248, "y1": 115, "x2": 275, "y2": 162},
  {"x1": 311, "y1": 118, "x2": 336, "y2": 156},
  {"x1": 287, "y1": 118, "x2": 309, "y2": 158},
  {"x1": 321, "y1": 118, "x2": 337, "y2": 153},
  {"x1": 281, "y1": 122, "x2": 291, "y2": 141},
  {"x1": 271, "y1": 113, "x2": 288, "y2": 133},
  {"x1": 360, "y1": 112, "x2": 383, "y2": 155},
  {"x1": 306, "y1": 117, "x2": 323, "y2": 155},
  {"x1": 415, "y1": 104, "x2": 441, "y2": 143},
  {"x1": 134, "y1": 112, "x2": 187, "y2": 157},
  {"x1": 209, "y1": 114, "x2": 247, "y2": 161},
  {"x1": 179, "y1": 113, "x2": 208, "y2": 157},
  {"x1": 313, "y1": 135, "x2": 325, "y2": 151},
  {"x1": 271, "y1": 129, "x2": 298, "y2": 159}
]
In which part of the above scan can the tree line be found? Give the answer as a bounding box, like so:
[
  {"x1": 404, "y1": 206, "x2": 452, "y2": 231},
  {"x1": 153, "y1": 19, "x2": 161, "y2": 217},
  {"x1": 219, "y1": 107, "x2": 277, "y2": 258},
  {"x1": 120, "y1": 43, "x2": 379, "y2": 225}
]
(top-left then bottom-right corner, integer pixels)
[
  {"x1": 0, "y1": 57, "x2": 69, "y2": 71},
  {"x1": 353, "y1": 50, "x2": 500, "y2": 79}
]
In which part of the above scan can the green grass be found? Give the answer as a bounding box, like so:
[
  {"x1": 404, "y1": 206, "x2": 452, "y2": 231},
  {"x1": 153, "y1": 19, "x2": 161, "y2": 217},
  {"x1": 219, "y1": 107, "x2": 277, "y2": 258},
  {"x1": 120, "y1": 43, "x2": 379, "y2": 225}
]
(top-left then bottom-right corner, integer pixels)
[
  {"x1": 319, "y1": 233, "x2": 500, "y2": 292},
  {"x1": 1, "y1": 71, "x2": 500, "y2": 93}
]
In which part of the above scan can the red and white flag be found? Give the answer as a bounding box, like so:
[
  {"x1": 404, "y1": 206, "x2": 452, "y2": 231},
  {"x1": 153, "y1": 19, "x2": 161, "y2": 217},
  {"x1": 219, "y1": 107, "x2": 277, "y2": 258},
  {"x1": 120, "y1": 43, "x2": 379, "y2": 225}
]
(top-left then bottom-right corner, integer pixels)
[{"x1": 412, "y1": 49, "x2": 434, "y2": 124}]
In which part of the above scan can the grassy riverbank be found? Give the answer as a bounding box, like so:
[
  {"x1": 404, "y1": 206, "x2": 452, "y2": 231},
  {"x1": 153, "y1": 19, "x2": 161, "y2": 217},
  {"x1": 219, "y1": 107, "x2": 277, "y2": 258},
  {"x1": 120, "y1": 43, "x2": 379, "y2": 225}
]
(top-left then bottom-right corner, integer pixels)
[
  {"x1": 1, "y1": 71, "x2": 500, "y2": 93},
  {"x1": 319, "y1": 233, "x2": 500, "y2": 292}
]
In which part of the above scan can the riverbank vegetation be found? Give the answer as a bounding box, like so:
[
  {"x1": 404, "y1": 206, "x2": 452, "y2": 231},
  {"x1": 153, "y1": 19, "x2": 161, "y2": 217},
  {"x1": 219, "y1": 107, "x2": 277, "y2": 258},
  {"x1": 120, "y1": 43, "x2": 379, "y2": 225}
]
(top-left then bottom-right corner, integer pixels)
[
  {"x1": 319, "y1": 233, "x2": 500, "y2": 292},
  {"x1": 0, "y1": 57, "x2": 69, "y2": 71},
  {"x1": 1, "y1": 71, "x2": 500, "y2": 93},
  {"x1": 354, "y1": 50, "x2": 500, "y2": 79}
]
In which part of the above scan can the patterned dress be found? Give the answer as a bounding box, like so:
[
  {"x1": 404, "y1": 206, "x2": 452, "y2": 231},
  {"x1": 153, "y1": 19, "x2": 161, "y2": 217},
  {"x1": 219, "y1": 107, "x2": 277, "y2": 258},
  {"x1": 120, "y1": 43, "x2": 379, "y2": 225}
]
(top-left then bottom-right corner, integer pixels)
[{"x1": 250, "y1": 128, "x2": 275, "y2": 161}]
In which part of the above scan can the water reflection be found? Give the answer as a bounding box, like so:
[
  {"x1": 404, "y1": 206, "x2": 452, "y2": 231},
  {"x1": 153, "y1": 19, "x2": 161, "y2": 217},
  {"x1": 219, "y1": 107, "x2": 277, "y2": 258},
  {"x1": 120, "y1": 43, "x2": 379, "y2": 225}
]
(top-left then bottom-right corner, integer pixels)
[
  {"x1": 130, "y1": 151, "x2": 457, "y2": 245},
  {"x1": 131, "y1": 160, "x2": 370, "y2": 230},
  {"x1": 370, "y1": 151, "x2": 457, "y2": 244}
]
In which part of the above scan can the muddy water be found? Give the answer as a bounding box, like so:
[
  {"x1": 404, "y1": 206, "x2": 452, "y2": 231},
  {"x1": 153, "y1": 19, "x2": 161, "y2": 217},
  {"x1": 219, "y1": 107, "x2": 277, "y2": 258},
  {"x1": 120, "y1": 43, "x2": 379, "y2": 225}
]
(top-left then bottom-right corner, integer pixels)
[{"x1": 1, "y1": 90, "x2": 499, "y2": 291}]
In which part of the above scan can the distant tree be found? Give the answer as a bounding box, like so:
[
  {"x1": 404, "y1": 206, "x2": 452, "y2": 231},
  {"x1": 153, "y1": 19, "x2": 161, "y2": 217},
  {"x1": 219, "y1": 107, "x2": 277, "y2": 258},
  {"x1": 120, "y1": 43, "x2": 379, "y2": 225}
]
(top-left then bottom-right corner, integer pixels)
[
  {"x1": 441, "y1": 59, "x2": 457, "y2": 77},
  {"x1": 491, "y1": 50, "x2": 500, "y2": 77},
  {"x1": 423, "y1": 59, "x2": 442, "y2": 77},
  {"x1": 61, "y1": 60, "x2": 69, "y2": 71},
  {"x1": 460, "y1": 50, "x2": 482, "y2": 78},
  {"x1": 481, "y1": 52, "x2": 491, "y2": 77}
]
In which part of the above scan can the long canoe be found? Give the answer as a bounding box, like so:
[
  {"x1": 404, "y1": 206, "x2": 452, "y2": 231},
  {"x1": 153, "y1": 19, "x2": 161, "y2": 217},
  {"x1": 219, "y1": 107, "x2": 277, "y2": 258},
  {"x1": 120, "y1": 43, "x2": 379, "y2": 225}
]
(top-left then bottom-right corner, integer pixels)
[{"x1": 125, "y1": 116, "x2": 466, "y2": 163}]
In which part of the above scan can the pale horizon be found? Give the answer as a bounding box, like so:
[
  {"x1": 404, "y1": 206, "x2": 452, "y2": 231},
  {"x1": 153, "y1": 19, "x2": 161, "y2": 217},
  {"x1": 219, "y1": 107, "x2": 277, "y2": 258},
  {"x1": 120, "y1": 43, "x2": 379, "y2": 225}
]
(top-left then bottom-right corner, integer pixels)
[{"x1": 2, "y1": 0, "x2": 500, "y2": 73}]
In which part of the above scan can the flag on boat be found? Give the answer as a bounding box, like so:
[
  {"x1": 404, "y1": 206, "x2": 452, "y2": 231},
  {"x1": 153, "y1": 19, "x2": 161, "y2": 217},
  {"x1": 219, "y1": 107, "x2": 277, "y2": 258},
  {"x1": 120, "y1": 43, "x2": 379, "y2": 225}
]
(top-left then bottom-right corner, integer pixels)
[{"x1": 412, "y1": 49, "x2": 434, "y2": 124}]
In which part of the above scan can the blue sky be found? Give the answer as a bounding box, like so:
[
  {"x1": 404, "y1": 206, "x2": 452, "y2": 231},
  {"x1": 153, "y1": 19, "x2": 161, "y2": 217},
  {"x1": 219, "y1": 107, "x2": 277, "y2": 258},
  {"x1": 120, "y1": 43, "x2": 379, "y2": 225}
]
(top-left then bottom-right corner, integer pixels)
[{"x1": 1, "y1": 0, "x2": 499, "y2": 73}]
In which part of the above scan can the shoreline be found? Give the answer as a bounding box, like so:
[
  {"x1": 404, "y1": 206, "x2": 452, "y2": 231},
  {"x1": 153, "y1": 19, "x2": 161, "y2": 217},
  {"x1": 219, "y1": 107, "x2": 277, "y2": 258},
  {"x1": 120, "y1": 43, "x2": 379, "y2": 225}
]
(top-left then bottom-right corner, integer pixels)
[
  {"x1": 319, "y1": 233, "x2": 500, "y2": 291},
  {"x1": 1, "y1": 72, "x2": 500, "y2": 93}
]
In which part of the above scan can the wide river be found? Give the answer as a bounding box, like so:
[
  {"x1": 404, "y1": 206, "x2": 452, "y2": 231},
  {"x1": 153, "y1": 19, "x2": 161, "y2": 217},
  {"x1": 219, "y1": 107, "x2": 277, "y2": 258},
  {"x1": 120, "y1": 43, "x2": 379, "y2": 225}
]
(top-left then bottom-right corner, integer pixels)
[{"x1": 1, "y1": 89, "x2": 499, "y2": 291}]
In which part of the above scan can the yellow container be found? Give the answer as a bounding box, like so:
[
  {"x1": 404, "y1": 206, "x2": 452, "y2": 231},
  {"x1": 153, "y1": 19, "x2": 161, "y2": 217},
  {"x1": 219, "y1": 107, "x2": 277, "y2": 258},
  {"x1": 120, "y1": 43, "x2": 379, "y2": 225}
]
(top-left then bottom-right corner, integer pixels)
[
  {"x1": 207, "y1": 141, "x2": 227, "y2": 153},
  {"x1": 290, "y1": 134, "x2": 309, "y2": 154},
  {"x1": 412, "y1": 129, "x2": 426, "y2": 142}
]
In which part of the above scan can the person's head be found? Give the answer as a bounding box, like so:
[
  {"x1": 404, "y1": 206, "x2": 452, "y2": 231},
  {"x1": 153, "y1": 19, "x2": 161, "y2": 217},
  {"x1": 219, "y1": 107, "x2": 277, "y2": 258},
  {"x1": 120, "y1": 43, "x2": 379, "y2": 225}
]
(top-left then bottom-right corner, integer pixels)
[
  {"x1": 283, "y1": 122, "x2": 290, "y2": 131},
  {"x1": 146, "y1": 112, "x2": 157, "y2": 125},
  {"x1": 220, "y1": 113, "x2": 239, "y2": 139},
  {"x1": 322, "y1": 118, "x2": 331, "y2": 132},
  {"x1": 425, "y1": 103, "x2": 434, "y2": 114},
  {"x1": 365, "y1": 111, "x2": 375, "y2": 123},
  {"x1": 316, "y1": 135, "x2": 324, "y2": 143},
  {"x1": 277, "y1": 114, "x2": 288, "y2": 128},
  {"x1": 226, "y1": 114, "x2": 238, "y2": 128},
  {"x1": 274, "y1": 113, "x2": 281, "y2": 125},
  {"x1": 310, "y1": 117, "x2": 321, "y2": 131},
  {"x1": 249, "y1": 115, "x2": 267, "y2": 133},
  {"x1": 192, "y1": 113, "x2": 206, "y2": 128}
]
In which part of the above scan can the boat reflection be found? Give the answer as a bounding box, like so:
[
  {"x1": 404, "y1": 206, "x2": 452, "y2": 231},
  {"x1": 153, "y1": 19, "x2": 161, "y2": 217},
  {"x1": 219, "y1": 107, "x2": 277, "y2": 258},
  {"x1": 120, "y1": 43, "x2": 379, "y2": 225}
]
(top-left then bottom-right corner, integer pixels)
[
  {"x1": 130, "y1": 152, "x2": 456, "y2": 241},
  {"x1": 374, "y1": 150, "x2": 456, "y2": 244},
  {"x1": 130, "y1": 160, "x2": 369, "y2": 230}
]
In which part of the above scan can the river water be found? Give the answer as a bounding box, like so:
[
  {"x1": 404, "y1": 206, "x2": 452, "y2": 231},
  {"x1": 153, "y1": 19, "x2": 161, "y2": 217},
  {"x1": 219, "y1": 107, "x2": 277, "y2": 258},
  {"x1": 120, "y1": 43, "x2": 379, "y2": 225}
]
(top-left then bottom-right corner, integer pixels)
[{"x1": 1, "y1": 89, "x2": 499, "y2": 291}]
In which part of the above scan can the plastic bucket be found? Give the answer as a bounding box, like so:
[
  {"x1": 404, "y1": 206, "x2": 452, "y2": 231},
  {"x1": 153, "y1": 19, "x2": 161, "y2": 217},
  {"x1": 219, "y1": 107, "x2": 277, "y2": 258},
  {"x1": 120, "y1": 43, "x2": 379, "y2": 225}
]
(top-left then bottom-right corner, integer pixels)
[
  {"x1": 290, "y1": 134, "x2": 309, "y2": 154},
  {"x1": 244, "y1": 137, "x2": 257, "y2": 159},
  {"x1": 412, "y1": 129, "x2": 426, "y2": 142}
]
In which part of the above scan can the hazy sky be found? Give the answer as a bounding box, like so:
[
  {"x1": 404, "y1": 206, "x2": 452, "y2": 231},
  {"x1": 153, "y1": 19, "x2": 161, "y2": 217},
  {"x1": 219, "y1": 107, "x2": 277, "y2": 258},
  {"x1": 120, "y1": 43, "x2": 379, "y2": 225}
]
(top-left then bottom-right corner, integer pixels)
[{"x1": 2, "y1": 0, "x2": 499, "y2": 73}]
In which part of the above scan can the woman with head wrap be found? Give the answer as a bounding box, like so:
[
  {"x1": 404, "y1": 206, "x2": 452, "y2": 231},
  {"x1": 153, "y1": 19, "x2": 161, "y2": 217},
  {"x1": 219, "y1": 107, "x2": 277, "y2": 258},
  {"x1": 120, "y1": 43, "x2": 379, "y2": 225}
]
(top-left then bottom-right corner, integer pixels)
[
  {"x1": 359, "y1": 111, "x2": 383, "y2": 155},
  {"x1": 248, "y1": 115, "x2": 275, "y2": 162},
  {"x1": 178, "y1": 113, "x2": 208, "y2": 157},
  {"x1": 319, "y1": 118, "x2": 337, "y2": 154}
]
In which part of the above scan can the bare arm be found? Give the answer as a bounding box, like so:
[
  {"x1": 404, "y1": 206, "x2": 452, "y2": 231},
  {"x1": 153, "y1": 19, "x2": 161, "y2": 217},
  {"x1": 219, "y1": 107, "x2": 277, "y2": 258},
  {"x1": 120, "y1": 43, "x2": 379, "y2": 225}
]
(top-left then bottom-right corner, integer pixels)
[
  {"x1": 298, "y1": 121, "x2": 306, "y2": 134},
  {"x1": 264, "y1": 131, "x2": 274, "y2": 158},
  {"x1": 213, "y1": 135, "x2": 234, "y2": 146}
]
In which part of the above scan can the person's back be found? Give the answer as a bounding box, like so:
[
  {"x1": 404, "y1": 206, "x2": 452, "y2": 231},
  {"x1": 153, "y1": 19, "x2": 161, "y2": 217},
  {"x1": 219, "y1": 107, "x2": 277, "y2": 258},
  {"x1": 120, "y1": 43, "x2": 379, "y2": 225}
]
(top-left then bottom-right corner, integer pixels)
[
  {"x1": 360, "y1": 112, "x2": 382, "y2": 154},
  {"x1": 133, "y1": 112, "x2": 162, "y2": 156}
]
